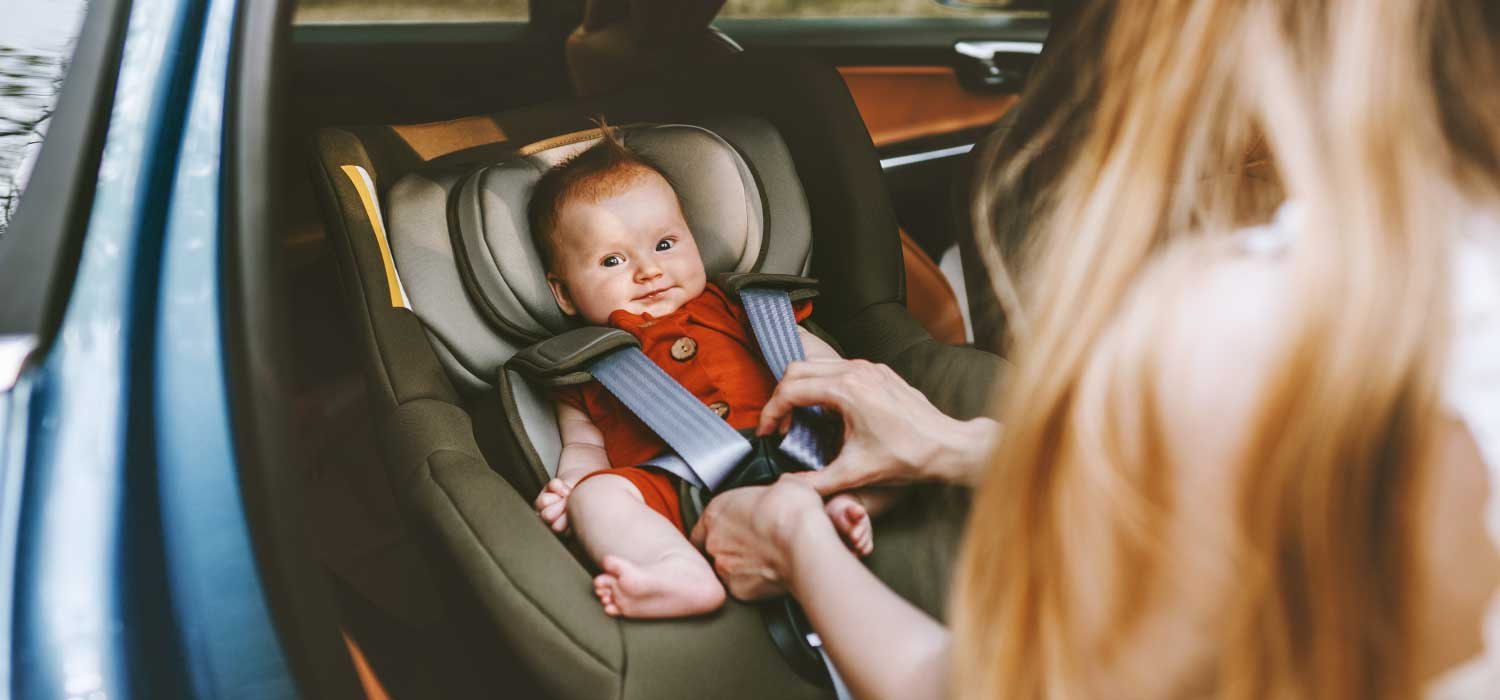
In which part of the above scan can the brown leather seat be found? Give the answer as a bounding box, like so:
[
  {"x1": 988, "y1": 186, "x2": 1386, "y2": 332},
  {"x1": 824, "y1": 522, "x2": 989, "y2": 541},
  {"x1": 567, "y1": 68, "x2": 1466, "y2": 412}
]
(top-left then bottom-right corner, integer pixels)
[{"x1": 900, "y1": 230, "x2": 967, "y2": 345}]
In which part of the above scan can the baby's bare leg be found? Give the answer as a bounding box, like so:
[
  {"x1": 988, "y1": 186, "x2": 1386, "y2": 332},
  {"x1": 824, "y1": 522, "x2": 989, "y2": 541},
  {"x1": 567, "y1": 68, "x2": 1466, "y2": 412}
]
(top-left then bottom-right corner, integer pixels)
[{"x1": 567, "y1": 474, "x2": 725, "y2": 618}]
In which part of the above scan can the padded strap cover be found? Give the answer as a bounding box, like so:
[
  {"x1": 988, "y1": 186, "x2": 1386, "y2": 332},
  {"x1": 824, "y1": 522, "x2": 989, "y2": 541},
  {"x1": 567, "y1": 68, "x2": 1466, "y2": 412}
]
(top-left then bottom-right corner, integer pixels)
[
  {"x1": 506, "y1": 327, "x2": 640, "y2": 387},
  {"x1": 713, "y1": 272, "x2": 819, "y2": 304}
]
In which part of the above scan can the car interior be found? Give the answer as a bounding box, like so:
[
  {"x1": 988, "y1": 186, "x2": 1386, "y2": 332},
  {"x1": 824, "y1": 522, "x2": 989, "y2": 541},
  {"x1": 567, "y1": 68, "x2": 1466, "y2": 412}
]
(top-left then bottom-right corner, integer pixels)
[{"x1": 230, "y1": 0, "x2": 1086, "y2": 696}]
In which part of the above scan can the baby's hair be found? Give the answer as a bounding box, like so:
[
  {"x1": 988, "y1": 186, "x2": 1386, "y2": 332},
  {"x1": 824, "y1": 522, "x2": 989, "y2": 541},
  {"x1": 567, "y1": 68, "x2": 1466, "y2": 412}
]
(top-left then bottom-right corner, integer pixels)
[{"x1": 527, "y1": 119, "x2": 680, "y2": 270}]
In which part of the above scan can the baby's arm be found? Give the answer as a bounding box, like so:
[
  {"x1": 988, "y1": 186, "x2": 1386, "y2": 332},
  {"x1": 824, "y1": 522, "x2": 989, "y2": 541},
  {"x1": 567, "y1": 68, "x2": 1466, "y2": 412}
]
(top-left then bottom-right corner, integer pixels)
[
  {"x1": 534, "y1": 402, "x2": 611, "y2": 534},
  {"x1": 798, "y1": 325, "x2": 841, "y2": 361}
]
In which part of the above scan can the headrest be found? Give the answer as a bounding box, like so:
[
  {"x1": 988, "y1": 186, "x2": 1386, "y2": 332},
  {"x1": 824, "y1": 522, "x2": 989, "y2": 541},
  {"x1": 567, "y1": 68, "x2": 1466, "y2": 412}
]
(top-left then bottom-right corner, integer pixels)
[{"x1": 449, "y1": 122, "x2": 805, "y2": 344}]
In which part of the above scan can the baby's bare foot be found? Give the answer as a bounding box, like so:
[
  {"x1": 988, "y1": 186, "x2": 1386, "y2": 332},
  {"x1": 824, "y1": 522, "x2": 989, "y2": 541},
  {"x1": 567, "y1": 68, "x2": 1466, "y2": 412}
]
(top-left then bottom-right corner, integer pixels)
[
  {"x1": 592, "y1": 553, "x2": 725, "y2": 618},
  {"x1": 827, "y1": 494, "x2": 874, "y2": 556}
]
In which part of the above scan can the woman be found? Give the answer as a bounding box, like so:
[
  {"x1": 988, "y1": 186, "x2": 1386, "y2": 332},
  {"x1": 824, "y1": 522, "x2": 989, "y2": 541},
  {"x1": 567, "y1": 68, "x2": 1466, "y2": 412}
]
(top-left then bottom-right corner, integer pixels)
[{"x1": 691, "y1": 0, "x2": 1500, "y2": 698}]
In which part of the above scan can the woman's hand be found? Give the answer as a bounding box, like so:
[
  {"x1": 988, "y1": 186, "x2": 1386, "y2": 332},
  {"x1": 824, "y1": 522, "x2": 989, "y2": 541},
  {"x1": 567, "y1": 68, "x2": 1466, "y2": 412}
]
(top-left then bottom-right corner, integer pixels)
[
  {"x1": 757, "y1": 359, "x2": 998, "y2": 493},
  {"x1": 690, "y1": 478, "x2": 834, "y2": 600}
]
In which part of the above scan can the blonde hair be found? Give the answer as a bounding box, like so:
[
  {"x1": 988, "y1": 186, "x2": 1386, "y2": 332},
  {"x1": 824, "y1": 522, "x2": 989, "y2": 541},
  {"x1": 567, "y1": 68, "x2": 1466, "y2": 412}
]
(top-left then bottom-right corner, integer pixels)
[{"x1": 953, "y1": 1, "x2": 1500, "y2": 699}]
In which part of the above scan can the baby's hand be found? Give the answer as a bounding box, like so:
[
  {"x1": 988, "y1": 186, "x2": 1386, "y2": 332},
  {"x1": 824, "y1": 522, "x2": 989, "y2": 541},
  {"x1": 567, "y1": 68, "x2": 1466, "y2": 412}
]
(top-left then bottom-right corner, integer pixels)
[
  {"x1": 825, "y1": 493, "x2": 873, "y2": 557},
  {"x1": 534, "y1": 477, "x2": 577, "y2": 534}
]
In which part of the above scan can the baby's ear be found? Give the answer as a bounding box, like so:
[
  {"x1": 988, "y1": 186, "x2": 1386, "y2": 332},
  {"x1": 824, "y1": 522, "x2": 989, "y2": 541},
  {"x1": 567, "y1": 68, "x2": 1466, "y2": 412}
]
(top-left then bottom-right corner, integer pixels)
[{"x1": 547, "y1": 273, "x2": 578, "y2": 317}]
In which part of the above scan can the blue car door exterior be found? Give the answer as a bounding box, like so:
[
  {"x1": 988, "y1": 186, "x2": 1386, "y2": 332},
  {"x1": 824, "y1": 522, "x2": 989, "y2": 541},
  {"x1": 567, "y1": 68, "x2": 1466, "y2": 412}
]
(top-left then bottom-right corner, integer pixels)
[{"x1": 2, "y1": 0, "x2": 297, "y2": 697}]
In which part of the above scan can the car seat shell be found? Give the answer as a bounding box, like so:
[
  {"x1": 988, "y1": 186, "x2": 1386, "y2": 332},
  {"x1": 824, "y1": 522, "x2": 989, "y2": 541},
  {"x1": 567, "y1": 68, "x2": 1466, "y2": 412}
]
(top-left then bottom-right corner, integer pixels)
[{"x1": 310, "y1": 53, "x2": 1001, "y2": 699}]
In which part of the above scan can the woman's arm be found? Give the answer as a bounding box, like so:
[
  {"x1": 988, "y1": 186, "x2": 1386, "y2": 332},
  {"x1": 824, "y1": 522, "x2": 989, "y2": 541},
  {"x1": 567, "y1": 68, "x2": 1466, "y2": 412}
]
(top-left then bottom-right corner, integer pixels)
[
  {"x1": 785, "y1": 502, "x2": 950, "y2": 700},
  {"x1": 692, "y1": 480, "x2": 949, "y2": 700}
]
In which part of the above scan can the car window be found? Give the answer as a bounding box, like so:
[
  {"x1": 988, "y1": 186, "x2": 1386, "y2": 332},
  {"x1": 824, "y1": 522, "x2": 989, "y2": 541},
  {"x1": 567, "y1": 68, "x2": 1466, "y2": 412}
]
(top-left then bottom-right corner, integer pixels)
[
  {"x1": 294, "y1": 0, "x2": 528, "y2": 23},
  {"x1": 720, "y1": 0, "x2": 1047, "y2": 18},
  {"x1": 0, "y1": 0, "x2": 88, "y2": 239}
]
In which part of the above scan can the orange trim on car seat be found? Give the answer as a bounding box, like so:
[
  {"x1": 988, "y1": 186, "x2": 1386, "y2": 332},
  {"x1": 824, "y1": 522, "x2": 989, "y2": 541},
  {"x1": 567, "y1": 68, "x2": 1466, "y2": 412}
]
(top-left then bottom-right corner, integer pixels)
[
  {"x1": 838, "y1": 66, "x2": 1019, "y2": 148},
  {"x1": 390, "y1": 115, "x2": 508, "y2": 161},
  {"x1": 516, "y1": 123, "x2": 652, "y2": 158},
  {"x1": 519, "y1": 127, "x2": 606, "y2": 157},
  {"x1": 900, "y1": 229, "x2": 967, "y2": 345},
  {"x1": 342, "y1": 632, "x2": 393, "y2": 700},
  {"x1": 341, "y1": 165, "x2": 410, "y2": 309}
]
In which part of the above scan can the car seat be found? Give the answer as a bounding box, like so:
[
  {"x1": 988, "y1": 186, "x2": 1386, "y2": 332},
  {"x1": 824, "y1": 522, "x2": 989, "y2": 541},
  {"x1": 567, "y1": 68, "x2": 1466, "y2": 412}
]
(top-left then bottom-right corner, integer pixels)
[{"x1": 310, "y1": 53, "x2": 1001, "y2": 699}]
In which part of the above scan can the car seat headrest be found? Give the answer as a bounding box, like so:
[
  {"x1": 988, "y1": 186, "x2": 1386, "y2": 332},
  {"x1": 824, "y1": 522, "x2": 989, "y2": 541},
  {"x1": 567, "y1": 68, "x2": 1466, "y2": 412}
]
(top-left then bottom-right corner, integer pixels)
[{"x1": 450, "y1": 123, "x2": 778, "y2": 343}]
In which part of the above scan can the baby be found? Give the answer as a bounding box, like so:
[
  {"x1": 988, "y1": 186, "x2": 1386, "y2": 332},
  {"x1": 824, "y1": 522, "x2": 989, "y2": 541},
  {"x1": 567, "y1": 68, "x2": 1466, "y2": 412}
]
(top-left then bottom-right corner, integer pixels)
[{"x1": 527, "y1": 129, "x2": 877, "y2": 618}]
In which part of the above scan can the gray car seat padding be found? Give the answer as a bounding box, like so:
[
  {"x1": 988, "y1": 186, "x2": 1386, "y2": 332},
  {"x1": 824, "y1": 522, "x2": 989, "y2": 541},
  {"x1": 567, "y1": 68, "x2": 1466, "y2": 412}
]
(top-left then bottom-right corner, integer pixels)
[
  {"x1": 384, "y1": 399, "x2": 830, "y2": 700},
  {"x1": 384, "y1": 117, "x2": 811, "y2": 402},
  {"x1": 311, "y1": 54, "x2": 1002, "y2": 700},
  {"x1": 385, "y1": 117, "x2": 812, "y2": 482},
  {"x1": 444, "y1": 122, "x2": 790, "y2": 345}
]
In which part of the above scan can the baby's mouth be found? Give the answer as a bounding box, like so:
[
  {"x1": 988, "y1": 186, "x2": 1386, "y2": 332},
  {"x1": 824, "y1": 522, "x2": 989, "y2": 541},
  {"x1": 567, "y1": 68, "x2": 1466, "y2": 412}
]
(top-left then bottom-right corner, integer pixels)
[{"x1": 633, "y1": 286, "x2": 675, "y2": 302}]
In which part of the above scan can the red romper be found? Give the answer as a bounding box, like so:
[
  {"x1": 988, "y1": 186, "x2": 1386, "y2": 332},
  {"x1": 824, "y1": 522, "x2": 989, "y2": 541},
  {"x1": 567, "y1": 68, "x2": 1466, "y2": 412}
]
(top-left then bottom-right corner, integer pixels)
[{"x1": 554, "y1": 284, "x2": 813, "y2": 533}]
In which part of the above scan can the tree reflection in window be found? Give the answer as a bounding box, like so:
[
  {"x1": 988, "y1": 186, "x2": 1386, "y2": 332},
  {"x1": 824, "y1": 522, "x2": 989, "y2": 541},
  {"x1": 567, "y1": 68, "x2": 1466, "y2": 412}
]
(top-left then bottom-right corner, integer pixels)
[{"x1": 0, "y1": 0, "x2": 86, "y2": 238}]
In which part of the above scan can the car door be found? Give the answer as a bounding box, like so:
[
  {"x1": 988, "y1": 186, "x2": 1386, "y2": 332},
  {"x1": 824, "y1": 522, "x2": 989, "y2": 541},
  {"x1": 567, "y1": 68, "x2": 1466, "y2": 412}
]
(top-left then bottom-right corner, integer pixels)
[
  {"x1": 714, "y1": 0, "x2": 1049, "y2": 344},
  {"x1": 0, "y1": 0, "x2": 348, "y2": 697}
]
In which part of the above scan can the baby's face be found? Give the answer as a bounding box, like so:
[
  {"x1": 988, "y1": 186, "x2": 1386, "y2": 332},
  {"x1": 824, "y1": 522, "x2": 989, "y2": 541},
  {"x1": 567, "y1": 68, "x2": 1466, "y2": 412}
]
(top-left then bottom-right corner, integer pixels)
[{"x1": 546, "y1": 172, "x2": 707, "y2": 325}]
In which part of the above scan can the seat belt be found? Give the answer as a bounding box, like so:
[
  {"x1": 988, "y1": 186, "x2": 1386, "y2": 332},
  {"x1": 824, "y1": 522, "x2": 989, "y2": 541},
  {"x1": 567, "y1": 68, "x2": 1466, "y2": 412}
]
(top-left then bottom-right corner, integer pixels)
[
  {"x1": 738, "y1": 287, "x2": 829, "y2": 470},
  {"x1": 589, "y1": 348, "x2": 750, "y2": 491}
]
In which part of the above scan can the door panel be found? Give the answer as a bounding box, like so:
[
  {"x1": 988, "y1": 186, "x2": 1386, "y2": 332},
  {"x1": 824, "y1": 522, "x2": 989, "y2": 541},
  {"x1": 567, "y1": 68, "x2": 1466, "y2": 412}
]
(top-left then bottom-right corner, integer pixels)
[
  {"x1": 838, "y1": 65, "x2": 1018, "y2": 148},
  {"x1": 721, "y1": 17, "x2": 1043, "y2": 261},
  {"x1": 715, "y1": 12, "x2": 1048, "y2": 343}
]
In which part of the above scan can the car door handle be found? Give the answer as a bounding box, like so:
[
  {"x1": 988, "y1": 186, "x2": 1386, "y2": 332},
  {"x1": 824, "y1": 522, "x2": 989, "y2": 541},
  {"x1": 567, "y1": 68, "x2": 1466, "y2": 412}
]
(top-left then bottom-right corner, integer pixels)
[{"x1": 954, "y1": 40, "x2": 1043, "y2": 92}]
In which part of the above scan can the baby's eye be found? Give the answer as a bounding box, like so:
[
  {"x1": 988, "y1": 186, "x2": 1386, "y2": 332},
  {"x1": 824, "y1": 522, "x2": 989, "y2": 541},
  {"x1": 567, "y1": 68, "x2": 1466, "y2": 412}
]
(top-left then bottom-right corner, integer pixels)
[
  {"x1": 655, "y1": 238, "x2": 675, "y2": 252},
  {"x1": 600, "y1": 254, "x2": 624, "y2": 268}
]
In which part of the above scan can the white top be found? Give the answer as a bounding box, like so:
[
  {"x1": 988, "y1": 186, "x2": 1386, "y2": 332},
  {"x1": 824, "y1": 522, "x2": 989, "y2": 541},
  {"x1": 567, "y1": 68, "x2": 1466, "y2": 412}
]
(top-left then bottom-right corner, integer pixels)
[
  {"x1": 1243, "y1": 203, "x2": 1500, "y2": 698},
  {"x1": 1432, "y1": 207, "x2": 1500, "y2": 699}
]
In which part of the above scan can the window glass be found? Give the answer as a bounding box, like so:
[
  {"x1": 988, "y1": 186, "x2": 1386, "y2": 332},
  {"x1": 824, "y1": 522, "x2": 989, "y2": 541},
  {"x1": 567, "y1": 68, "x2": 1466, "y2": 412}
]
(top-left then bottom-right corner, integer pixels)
[
  {"x1": 294, "y1": 0, "x2": 528, "y2": 23},
  {"x1": 720, "y1": 0, "x2": 1046, "y2": 18},
  {"x1": 0, "y1": 0, "x2": 87, "y2": 238}
]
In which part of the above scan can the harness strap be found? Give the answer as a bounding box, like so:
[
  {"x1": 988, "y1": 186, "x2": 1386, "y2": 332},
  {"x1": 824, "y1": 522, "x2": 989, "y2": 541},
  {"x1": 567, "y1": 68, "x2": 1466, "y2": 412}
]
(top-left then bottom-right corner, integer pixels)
[
  {"x1": 639, "y1": 453, "x2": 707, "y2": 492},
  {"x1": 585, "y1": 286, "x2": 827, "y2": 490},
  {"x1": 589, "y1": 348, "x2": 752, "y2": 492},
  {"x1": 739, "y1": 287, "x2": 805, "y2": 379},
  {"x1": 739, "y1": 288, "x2": 828, "y2": 470},
  {"x1": 739, "y1": 287, "x2": 851, "y2": 700}
]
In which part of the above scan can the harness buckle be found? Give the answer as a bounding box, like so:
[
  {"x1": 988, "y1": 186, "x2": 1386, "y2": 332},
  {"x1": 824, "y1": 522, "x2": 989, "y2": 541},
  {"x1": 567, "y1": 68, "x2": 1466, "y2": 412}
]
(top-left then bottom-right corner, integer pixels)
[{"x1": 713, "y1": 431, "x2": 806, "y2": 495}]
